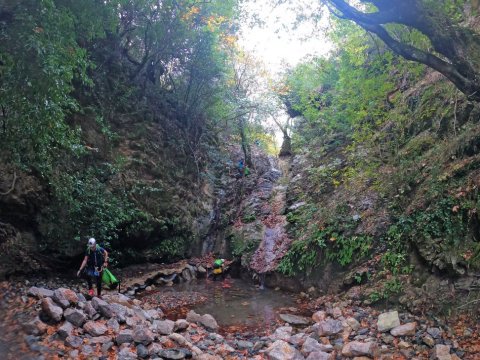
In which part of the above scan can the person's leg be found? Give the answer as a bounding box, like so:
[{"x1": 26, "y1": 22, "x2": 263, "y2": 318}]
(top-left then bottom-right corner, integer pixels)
[
  {"x1": 96, "y1": 273, "x2": 102, "y2": 297},
  {"x1": 87, "y1": 273, "x2": 94, "y2": 296},
  {"x1": 87, "y1": 275, "x2": 93, "y2": 290}
]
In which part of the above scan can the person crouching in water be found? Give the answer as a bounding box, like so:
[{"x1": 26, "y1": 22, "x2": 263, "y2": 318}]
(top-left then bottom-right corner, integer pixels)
[
  {"x1": 212, "y1": 258, "x2": 225, "y2": 281},
  {"x1": 77, "y1": 238, "x2": 108, "y2": 297}
]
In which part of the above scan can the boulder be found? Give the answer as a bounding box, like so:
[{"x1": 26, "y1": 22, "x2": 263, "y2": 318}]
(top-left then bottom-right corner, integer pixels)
[
  {"x1": 136, "y1": 343, "x2": 149, "y2": 358},
  {"x1": 148, "y1": 342, "x2": 163, "y2": 356},
  {"x1": 174, "y1": 319, "x2": 189, "y2": 332},
  {"x1": 390, "y1": 322, "x2": 416, "y2": 337},
  {"x1": 377, "y1": 311, "x2": 400, "y2": 332},
  {"x1": 107, "y1": 317, "x2": 120, "y2": 332},
  {"x1": 312, "y1": 310, "x2": 327, "y2": 323},
  {"x1": 102, "y1": 341, "x2": 114, "y2": 354},
  {"x1": 146, "y1": 309, "x2": 163, "y2": 320},
  {"x1": 89, "y1": 336, "x2": 112, "y2": 344},
  {"x1": 341, "y1": 341, "x2": 378, "y2": 357},
  {"x1": 57, "y1": 321, "x2": 74, "y2": 339},
  {"x1": 91, "y1": 297, "x2": 114, "y2": 318},
  {"x1": 155, "y1": 319, "x2": 175, "y2": 335},
  {"x1": 433, "y1": 344, "x2": 451, "y2": 359},
  {"x1": 182, "y1": 268, "x2": 193, "y2": 281},
  {"x1": 169, "y1": 333, "x2": 188, "y2": 346},
  {"x1": 186, "y1": 310, "x2": 202, "y2": 323},
  {"x1": 199, "y1": 314, "x2": 219, "y2": 331},
  {"x1": 27, "y1": 286, "x2": 54, "y2": 299},
  {"x1": 315, "y1": 319, "x2": 343, "y2": 336},
  {"x1": 84, "y1": 302, "x2": 97, "y2": 319},
  {"x1": 306, "y1": 351, "x2": 331, "y2": 360},
  {"x1": 41, "y1": 297, "x2": 63, "y2": 322},
  {"x1": 266, "y1": 340, "x2": 305, "y2": 360},
  {"x1": 53, "y1": 288, "x2": 79, "y2": 309},
  {"x1": 271, "y1": 326, "x2": 293, "y2": 341},
  {"x1": 64, "y1": 308, "x2": 87, "y2": 327},
  {"x1": 302, "y1": 337, "x2": 333, "y2": 354},
  {"x1": 116, "y1": 329, "x2": 134, "y2": 345},
  {"x1": 346, "y1": 317, "x2": 360, "y2": 331},
  {"x1": 133, "y1": 327, "x2": 155, "y2": 345},
  {"x1": 279, "y1": 314, "x2": 311, "y2": 325},
  {"x1": 158, "y1": 349, "x2": 187, "y2": 359},
  {"x1": 22, "y1": 317, "x2": 47, "y2": 336},
  {"x1": 83, "y1": 321, "x2": 107, "y2": 336},
  {"x1": 65, "y1": 335, "x2": 83, "y2": 348}
]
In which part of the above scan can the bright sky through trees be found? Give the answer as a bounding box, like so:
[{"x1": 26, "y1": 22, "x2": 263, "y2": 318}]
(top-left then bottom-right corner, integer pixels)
[{"x1": 238, "y1": 0, "x2": 332, "y2": 76}]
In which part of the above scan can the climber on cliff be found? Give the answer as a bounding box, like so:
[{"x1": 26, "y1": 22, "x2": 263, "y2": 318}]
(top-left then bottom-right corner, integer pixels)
[{"x1": 77, "y1": 238, "x2": 108, "y2": 297}]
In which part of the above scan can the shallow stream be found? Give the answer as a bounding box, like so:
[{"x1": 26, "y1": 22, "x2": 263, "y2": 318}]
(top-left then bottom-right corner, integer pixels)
[{"x1": 143, "y1": 278, "x2": 298, "y2": 335}]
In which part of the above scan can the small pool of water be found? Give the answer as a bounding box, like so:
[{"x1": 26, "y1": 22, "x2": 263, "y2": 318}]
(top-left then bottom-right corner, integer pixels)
[{"x1": 144, "y1": 278, "x2": 297, "y2": 334}]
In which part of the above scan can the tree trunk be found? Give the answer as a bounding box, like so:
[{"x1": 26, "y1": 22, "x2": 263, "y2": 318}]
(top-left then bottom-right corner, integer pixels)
[
  {"x1": 278, "y1": 131, "x2": 292, "y2": 157},
  {"x1": 326, "y1": 0, "x2": 480, "y2": 102}
]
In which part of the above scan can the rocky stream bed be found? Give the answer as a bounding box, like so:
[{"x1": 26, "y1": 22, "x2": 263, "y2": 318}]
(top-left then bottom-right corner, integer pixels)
[{"x1": 1, "y1": 271, "x2": 479, "y2": 360}]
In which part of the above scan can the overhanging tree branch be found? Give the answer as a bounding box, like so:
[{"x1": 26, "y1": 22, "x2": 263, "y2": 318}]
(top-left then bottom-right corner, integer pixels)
[{"x1": 324, "y1": 0, "x2": 480, "y2": 102}]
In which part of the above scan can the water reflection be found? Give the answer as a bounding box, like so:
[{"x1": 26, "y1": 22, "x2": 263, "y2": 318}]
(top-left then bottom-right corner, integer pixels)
[{"x1": 158, "y1": 278, "x2": 295, "y2": 331}]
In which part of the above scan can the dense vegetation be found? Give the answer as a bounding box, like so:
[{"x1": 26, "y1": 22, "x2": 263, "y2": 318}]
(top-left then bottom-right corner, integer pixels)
[
  {"x1": 0, "y1": 0, "x2": 276, "y2": 269},
  {"x1": 276, "y1": 2, "x2": 480, "y2": 301}
]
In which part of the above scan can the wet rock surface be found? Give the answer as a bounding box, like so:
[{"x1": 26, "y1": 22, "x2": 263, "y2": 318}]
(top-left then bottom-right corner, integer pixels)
[{"x1": 1, "y1": 279, "x2": 479, "y2": 359}]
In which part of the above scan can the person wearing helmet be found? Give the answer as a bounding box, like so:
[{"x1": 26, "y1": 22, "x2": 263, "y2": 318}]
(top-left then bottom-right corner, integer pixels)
[{"x1": 77, "y1": 238, "x2": 108, "y2": 297}]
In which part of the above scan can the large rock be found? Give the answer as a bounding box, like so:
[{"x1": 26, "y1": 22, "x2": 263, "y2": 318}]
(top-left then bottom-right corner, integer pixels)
[
  {"x1": 306, "y1": 351, "x2": 331, "y2": 360},
  {"x1": 41, "y1": 297, "x2": 63, "y2": 322},
  {"x1": 312, "y1": 310, "x2": 327, "y2": 323},
  {"x1": 83, "y1": 302, "x2": 97, "y2": 319},
  {"x1": 279, "y1": 314, "x2": 311, "y2": 325},
  {"x1": 22, "y1": 317, "x2": 47, "y2": 336},
  {"x1": 110, "y1": 303, "x2": 127, "y2": 323},
  {"x1": 390, "y1": 322, "x2": 416, "y2": 336},
  {"x1": 186, "y1": 310, "x2": 202, "y2": 323},
  {"x1": 107, "y1": 317, "x2": 120, "y2": 332},
  {"x1": 346, "y1": 317, "x2": 360, "y2": 331},
  {"x1": 158, "y1": 349, "x2": 188, "y2": 359},
  {"x1": 271, "y1": 326, "x2": 293, "y2": 341},
  {"x1": 377, "y1": 311, "x2": 400, "y2": 332},
  {"x1": 155, "y1": 319, "x2": 175, "y2": 335},
  {"x1": 91, "y1": 297, "x2": 114, "y2": 318},
  {"x1": 314, "y1": 319, "x2": 343, "y2": 336},
  {"x1": 65, "y1": 335, "x2": 83, "y2": 348},
  {"x1": 433, "y1": 344, "x2": 451, "y2": 359},
  {"x1": 57, "y1": 321, "x2": 74, "y2": 339},
  {"x1": 174, "y1": 319, "x2": 189, "y2": 332},
  {"x1": 64, "y1": 308, "x2": 87, "y2": 327},
  {"x1": 83, "y1": 321, "x2": 107, "y2": 336},
  {"x1": 53, "y1": 288, "x2": 79, "y2": 309},
  {"x1": 133, "y1": 327, "x2": 155, "y2": 345},
  {"x1": 266, "y1": 340, "x2": 304, "y2": 360},
  {"x1": 186, "y1": 310, "x2": 218, "y2": 331},
  {"x1": 148, "y1": 342, "x2": 163, "y2": 356},
  {"x1": 136, "y1": 343, "x2": 149, "y2": 358},
  {"x1": 302, "y1": 337, "x2": 333, "y2": 354},
  {"x1": 199, "y1": 314, "x2": 218, "y2": 331},
  {"x1": 182, "y1": 268, "x2": 193, "y2": 281},
  {"x1": 116, "y1": 329, "x2": 134, "y2": 345},
  {"x1": 341, "y1": 341, "x2": 378, "y2": 357},
  {"x1": 146, "y1": 309, "x2": 163, "y2": 320},
  {"x1": 27, "y1": 286, "x2": 54, "y2": 299},
  {"x1": 89, "y1": 336, "x2": 112, "y2": 344}
]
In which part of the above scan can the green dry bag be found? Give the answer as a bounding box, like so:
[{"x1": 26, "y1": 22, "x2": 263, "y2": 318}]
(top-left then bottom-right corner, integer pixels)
[{"x1": 102, "y1": 268, "x2": 119, "y2": 289}]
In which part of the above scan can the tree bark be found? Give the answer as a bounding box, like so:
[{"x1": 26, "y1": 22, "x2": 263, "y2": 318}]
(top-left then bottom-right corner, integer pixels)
[{"x1": 325, "y1": 0, "x2": 480, "y2": 101}]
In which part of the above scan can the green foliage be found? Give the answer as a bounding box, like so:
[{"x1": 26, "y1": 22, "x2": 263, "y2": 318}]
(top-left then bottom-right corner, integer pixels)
[
  {"x1": 279, "y1": 204, "x2": 372, "y2": 275},
  {"x1": 231, "y1": 236, "x2": 260, "y2": 258}
]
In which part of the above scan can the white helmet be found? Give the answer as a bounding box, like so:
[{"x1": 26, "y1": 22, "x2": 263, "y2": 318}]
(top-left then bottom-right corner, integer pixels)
[{"x1": 88, "y1": 238, "x2": 96, "y2": 246}]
